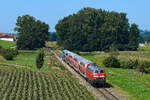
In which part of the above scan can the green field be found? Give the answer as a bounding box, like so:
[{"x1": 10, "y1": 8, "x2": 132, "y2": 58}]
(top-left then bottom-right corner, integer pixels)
[
  {"x1": 82, "y1": 51, "x2": 150, "y2": 100},
  {"x1": 0, "y1": 67, "x2": 95, "y2": 100},
  {"x1": 0, "y1": 50, "x2": 45, "y2": 69},
  {"x1": 0, "y1": 40, "x2": 16, "y2": 48},
  {"x1": 0, "y1": 47, "x2": 95, "y2": 100}
]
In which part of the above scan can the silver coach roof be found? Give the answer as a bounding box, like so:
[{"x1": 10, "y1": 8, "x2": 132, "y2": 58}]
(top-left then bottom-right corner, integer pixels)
[{"x1": 63, "y1": 50, "x2": 93, "y2": 65}]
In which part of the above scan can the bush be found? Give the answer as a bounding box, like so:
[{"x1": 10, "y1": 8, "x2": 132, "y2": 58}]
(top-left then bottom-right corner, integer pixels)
[
  {"x1": 1, "y1": 49, "x2": 17, "y2": 60},
  {"x1": 13, "y1": 48, "x2": 19, "y2": 57},
  {"x1": 36, "y1": 50, "x2": 44, "y2": 70},
  {"x1": 138, "y1": 62, "x2": 147, "y2": 73},
  {"x1": 120, "y1": 59, "x2": 138, "y2": 69},
  {"x1": 103, "y1": 56, "x2": 120, "y2": 68},
  {"x1": 0, "y1": 47, "x2": 4, "y2": 55}
]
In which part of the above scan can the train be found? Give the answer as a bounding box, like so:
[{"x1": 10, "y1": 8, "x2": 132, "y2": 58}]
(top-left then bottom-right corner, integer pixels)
[{"x1": 62, "y1": 50, "x2": 106, "y2": 86}]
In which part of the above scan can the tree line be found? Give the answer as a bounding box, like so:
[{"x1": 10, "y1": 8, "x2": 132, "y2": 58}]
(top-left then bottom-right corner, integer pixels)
[
  {"x1": 55, "y1": 7, "x2": 140, "y2": 51},
  {"x1": 15, "y1": 7, "x2": 140, "y2": 51}
]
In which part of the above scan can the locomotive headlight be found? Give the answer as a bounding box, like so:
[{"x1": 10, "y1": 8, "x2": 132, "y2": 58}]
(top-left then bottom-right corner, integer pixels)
[{"x1": 94, "y1": 75, "x2": 105, "y2": 78}]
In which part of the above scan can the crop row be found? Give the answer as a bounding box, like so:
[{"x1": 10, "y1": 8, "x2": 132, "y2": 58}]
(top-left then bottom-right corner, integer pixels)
[{"x1": 0, "y1": 68, "x2": 95, "y2": 100}]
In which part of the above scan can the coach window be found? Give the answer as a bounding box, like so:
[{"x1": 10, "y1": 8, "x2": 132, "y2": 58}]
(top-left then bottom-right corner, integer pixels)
[
  {"x1": 80, "y1": 62, "x2": 84, "y2": 67},
  {"x1": 74, "y1": 58, "x2": 77, "y2": 61},
  {"x1": 69, "y1": 55, "x2": 72, "y2": 58}
]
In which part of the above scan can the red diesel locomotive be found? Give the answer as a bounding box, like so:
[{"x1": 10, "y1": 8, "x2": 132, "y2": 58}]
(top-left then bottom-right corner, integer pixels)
[{"x1": 62, "y1": 50, "x2": 106, "y2": 86}]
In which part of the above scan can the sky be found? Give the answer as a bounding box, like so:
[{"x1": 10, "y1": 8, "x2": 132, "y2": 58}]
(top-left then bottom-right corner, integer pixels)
[{"x1": 0, "y1": 0, "x2": 150, "y2": 33}]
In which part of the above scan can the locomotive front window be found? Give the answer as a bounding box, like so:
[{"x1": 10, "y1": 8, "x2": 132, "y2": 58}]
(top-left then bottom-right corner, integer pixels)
[
  {"x1": 94, "y1": 70, "x2": 99, "y2": 73},
  {"x1": 100, "y1": 70, "x2": 104, "y2": 73}
]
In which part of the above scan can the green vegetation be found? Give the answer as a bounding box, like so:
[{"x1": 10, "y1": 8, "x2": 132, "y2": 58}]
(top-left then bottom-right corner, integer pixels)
[
  {"x1": 0, "y1": 40, "x2": 16, "y2": 48},
  {"x1": 0, "y1": 49, "x2": 95, "y2": 100},
  {"x1": 82, "y1": 51, "x2": 150, "y2": 100},
  {"x1": 55, "y1": 7, "x2": 139, "y2": 51},
  {"x1": 103, "y1": 56, "x2": 120, "y2": 68},
  {"x1": 0, "y1": 67, "x2": 95, "y2": 100},
  {"x1": 0, "y1": 50, "x2": 42, "y2": 69},
  {"x1": 36, "y1": 50, "x2": 44, "y2": 70},
  {"x1": 49, "y1": 32, "x2": 57, "y2": 41},
  {"x1": 1, "y1": 49, "x2": 18, "y2": 60},
  {"x1": 15, "y1": 15, "x2": 49, "y2": 50}
]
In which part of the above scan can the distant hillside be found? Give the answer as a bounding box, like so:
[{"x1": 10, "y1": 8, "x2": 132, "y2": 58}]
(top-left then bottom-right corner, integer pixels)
[
  {"x1": 140, "y1": 30, "x2": 150, "y2": 43},
  {"x1": 140, "y1": 30, "x2": 150, "y2": 36}
]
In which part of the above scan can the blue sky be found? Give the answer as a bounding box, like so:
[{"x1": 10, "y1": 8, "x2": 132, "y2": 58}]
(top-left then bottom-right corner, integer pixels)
[{"x1": 0, "y1": 0, "x2": 149, "y2": 33}]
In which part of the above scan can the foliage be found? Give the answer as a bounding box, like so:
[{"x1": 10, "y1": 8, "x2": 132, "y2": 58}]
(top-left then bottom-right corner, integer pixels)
[
  {"x1": 137, "y1": 62, "x2": 147, "y2": 73},
  {"x1": 1, "y1": 49, "x2": 17, "y2": 60},
  {"x1": 103, "y1": 56, "x2": 120, "y2": 68},
  {"x1": 48, "y1": 32, "x2": 57, "y2": 41},
  {"x1": 0, "y1": 47, "x2": 3, "y2": 55},
  {"x1": 55, "y1": 7, "x2": 139, "y2": 51},
  {"x1": 108, "y1": 44, "x2": 119, "y2": 58},
  {"x1": 14, "y1": 15, "x2": 49, "y2": 50},
  {"x1": 83, "y1": 52, "x2": 150, "y2": 100},
  {"x1": 36, "y1": 50, "x2": 44, "y2": 70},
  {"x1": 120, "y1": 59, "x2": 138, "y2": 69},
  {"x1": 127, "y1": 24, "x2": 140, "y2": 50},
  {"x1": 0, "y1": 50, "x2": 40, "y2": 68}
]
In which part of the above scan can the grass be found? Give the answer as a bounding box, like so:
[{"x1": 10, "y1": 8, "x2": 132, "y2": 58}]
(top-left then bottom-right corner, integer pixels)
[
  {"x1": 0, "y1": 40, "x2": 16, "y2": 48},
  {"x1": 82, "y1": 52, "x2": 150, "y2": 100},
  {"x1": 81, "y1": 50, "x2": 150, "y2": 62},
  {"x1": 0, "y1": 48, "x2": 96, "y2": 100},
  {"x1": 0, "y1": 50, "x2": 38, "y2": 69}
]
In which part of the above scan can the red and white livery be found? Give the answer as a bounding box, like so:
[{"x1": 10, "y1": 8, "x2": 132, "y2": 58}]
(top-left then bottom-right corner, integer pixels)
[{"x1": 62, "y1": 50, "x2": 106, "y2": 86}]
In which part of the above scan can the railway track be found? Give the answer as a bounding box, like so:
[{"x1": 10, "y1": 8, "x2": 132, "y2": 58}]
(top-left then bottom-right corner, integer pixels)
[{"x1": 47, "y1": 47, "x2": 123, "y2": 100}]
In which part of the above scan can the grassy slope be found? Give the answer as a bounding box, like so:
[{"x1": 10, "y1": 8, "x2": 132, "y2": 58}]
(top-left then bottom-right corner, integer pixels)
[
  {"x1": 0, "y1": 50, "x2": 45, "y2": 70},
  {"x1": 83, "y1": 52, "x2": 150, "y2": 100},
  {"x1": 0, "y1": 40, "x2": 16, "y2": 48}
]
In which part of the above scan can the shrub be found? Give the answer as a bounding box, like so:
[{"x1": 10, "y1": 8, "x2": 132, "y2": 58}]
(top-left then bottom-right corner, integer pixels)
[
  {"x1": 103, "y1": 56, "x2": 120, "y2": 68},
  {"x1": 36, "y1": 50, "x2": 44, "y2": 70},
  {"x1": 0, "y1": 47, "x2": 4, "y2": 55},
  {"x1": 13, "y1": 48, "x2": 19, "y2": 57},
  {"x1": 1, "y1": 49, "x2": 16, "y2": 60},
  {"x1": 138, "y1": 62, "x2": 146, "y2": 73},
  {"x1": 120, "y1": 59, "x2": 138, "y2": 69}
]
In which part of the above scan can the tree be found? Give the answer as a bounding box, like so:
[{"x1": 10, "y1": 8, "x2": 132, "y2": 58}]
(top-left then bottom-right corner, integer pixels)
[
  {"x1": 49, "y1": 32, "x2": 57, "y2": 41},
  {"x1": 14, "y1": 15, "x2": 49, "y2": 50},
  {"x1": 103, "y1": 56, "x2": 120, "y2": 68},
  {"x1": 55, "y1": 7, "x2": 138, "y2": 51},
  {"x1": 36, "y1": 50, "x2": 44, "y2": 70},
  {"x1": 128, "y1": 24, "x2": 140, "y2": 50}
]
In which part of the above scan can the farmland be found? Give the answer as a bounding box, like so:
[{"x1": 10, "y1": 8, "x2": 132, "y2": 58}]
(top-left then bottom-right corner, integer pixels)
[
  {"x1": 0, "y1": 67, "x2": 95, "y2": 100},
  {"x1": 81, "y1": 51, "x2": 150, "y2": 100},
  {"x1": 0, "y1": 41, "x2": 96, "y2": 100}
]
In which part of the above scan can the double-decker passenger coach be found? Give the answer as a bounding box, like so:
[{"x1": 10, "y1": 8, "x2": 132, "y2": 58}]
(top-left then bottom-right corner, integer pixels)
[{"x1": 62, "y1": 50, "x2": 106, "y2": 86}]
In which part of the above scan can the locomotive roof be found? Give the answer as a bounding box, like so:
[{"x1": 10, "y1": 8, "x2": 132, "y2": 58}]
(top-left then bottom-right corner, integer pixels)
[
  {"x1": 63, "y1": 50, "x2": 93, "y2": 65},
  {"x1": 88, "y1": 65, "x2": 103, "y2": 70}
]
